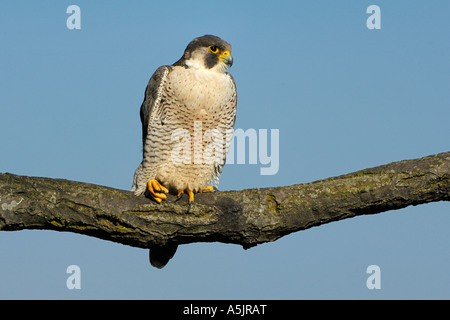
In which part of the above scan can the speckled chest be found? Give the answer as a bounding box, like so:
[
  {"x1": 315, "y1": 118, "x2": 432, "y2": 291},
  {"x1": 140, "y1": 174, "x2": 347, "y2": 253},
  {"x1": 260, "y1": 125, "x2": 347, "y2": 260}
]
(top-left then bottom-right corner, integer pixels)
[{"x1": 165, "y1": 66, "x2": 235, "y2": 120}]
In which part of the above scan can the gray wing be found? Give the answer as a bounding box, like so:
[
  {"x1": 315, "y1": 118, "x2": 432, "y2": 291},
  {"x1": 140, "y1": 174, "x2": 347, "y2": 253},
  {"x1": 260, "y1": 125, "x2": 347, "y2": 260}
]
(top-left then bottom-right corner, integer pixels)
[
  {"x1": 132, "y1": 66, "x2": 171, "y2": 195},
  {"x1": 140, "y1": 66, "x2": 170, "y2": 147},
  {"x1": 140, "y1": 68, "x2": 177, "y2": 268}
]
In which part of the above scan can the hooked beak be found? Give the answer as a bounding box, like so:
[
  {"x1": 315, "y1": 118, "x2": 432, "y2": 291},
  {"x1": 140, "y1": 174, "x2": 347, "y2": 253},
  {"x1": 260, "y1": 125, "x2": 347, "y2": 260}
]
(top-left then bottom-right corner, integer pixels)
[{"x1": 219, "y1": 50, "x2": 233, "y2": 67}]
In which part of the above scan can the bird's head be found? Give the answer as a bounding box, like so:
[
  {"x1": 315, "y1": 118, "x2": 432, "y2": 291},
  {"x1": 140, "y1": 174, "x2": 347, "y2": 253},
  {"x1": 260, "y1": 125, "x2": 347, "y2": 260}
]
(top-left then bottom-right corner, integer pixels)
[{"x1": 179, "y1": 35, "x2": 233, "y2": 73}]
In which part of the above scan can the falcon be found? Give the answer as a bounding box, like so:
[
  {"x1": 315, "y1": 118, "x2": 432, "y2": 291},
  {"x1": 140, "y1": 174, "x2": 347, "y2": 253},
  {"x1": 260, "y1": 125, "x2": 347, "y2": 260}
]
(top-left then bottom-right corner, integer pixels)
[{"x1": 132, "y1": 35, "x2": 237, "y2": 210}]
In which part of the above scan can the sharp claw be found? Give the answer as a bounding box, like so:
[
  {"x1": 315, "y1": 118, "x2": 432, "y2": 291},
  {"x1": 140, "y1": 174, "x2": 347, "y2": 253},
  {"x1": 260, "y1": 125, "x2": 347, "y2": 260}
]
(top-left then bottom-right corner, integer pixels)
[
  {"x1": 186, "y1": 201, "x2": 193, "y2": 214},
  {"x1": 175, "y1": 190, "x2": 184, "y2": 202},
  {"x1": 175, "y1": 190, "x2": 184, "y2": 201},
  {"x1": 175, "y1": 189, "x2": 199, "y2": 213}
]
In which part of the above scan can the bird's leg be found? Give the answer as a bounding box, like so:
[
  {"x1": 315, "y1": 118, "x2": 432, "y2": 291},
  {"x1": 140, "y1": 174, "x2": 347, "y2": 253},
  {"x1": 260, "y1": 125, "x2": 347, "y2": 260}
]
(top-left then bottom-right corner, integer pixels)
[
  {"x1": 176, "y1": 189, "x2": 196, "y2": 212},
  {"x1": 186, "y1": 190, "x2": 195, "y2": 214},
  {"x1": 176, "y1": 188, "x2": 209, "y2": 213},
  {"x1": 187, "y1": 190, "x2": 195, "y2": 203},
  {"x1": 147, "y1": 179, "x2": 168, "y2": 203}
]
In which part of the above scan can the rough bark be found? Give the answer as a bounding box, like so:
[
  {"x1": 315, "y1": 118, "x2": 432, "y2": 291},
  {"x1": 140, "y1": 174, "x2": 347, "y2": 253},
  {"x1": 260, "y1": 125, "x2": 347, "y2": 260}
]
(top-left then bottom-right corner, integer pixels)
[{"x1": 1, "y1": 152, "x2": 449, "y2": 251}]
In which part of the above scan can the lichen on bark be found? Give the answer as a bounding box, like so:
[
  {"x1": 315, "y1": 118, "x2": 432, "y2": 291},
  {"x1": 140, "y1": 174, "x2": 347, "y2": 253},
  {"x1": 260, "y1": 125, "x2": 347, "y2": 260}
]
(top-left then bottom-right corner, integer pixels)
[{"x1": 0, "y1": 152, "x2": 449, "y2": 251}]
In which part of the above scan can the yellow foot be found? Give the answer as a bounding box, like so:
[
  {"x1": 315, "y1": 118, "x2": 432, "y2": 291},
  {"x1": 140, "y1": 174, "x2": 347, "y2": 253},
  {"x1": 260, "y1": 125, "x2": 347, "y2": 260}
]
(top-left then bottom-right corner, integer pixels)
[
  {"x1": 147, "y1": 179, "x2": 168, "y2": 203},
  {"x1": 200, "y1": 186, "x2": 215, "y2": 193}
]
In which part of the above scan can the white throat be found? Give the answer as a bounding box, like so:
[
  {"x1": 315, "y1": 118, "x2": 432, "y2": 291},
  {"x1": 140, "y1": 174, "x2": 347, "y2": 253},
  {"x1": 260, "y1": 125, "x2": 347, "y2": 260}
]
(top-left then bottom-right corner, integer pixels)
[
  {"x1": 185, "y1": 58, "x2": 206, "y2": 70},
  {"x1": 185, "y1": 58, "x2": 228, "y2": 74}
]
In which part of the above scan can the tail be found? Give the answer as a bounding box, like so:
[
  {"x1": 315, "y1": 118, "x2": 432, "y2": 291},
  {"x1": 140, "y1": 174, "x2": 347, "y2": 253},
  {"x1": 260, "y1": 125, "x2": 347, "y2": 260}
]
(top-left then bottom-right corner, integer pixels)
[{"x1": 149, "y1": 244, "x2": 178, "y2": 269}]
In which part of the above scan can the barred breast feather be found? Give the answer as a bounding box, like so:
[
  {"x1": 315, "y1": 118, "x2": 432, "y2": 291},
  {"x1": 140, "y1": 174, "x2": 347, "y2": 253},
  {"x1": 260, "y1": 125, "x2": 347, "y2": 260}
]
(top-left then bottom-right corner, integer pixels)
[{"x1": 132, "y1": 65, "x2": 237, "y2": 196}]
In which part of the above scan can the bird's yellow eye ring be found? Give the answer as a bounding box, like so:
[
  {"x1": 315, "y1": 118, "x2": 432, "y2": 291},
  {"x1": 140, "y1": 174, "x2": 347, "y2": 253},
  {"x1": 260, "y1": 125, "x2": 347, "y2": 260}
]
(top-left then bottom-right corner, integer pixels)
[{"x1": 208, "y1": 45, "x2": 219, "y2": 54}]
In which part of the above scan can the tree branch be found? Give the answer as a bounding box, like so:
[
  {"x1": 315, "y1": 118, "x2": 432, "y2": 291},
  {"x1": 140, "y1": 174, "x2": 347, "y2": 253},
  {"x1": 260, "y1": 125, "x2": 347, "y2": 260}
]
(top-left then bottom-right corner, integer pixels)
[{"x1": 1, "y1": 152, "x2": 449, "y2": 251}]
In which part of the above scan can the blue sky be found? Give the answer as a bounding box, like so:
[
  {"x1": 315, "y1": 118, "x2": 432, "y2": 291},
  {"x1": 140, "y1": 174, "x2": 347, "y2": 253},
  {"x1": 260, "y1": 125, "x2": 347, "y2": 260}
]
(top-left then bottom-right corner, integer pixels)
[{"x1": 0, "y1": 1, "x2": 449, "y2": 299}]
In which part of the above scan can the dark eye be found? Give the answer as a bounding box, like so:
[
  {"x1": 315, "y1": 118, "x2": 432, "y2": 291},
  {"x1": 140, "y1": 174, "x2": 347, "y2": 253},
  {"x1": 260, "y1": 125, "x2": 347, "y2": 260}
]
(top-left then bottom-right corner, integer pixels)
[{"x1": 208, "y1": 45, "x2": 219, "y2": 54}]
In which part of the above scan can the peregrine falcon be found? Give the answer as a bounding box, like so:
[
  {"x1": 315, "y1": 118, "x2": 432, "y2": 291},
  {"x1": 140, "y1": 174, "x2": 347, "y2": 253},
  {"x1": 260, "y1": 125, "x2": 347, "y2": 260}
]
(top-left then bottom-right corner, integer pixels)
[{"x1": 132, "y1": 35, "x2": 237, "y2": 210}]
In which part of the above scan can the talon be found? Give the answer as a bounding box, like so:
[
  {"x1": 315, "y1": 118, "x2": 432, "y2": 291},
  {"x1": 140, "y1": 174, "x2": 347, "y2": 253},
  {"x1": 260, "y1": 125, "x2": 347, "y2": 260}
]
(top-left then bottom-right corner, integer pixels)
[
  {"x1": 176, "y1": 190, "x2": 184, "y2": 202},
  {"x1": 187, "y1": 202, "x2": 193, "y2": 214},
  {"x1": 147, "y1": 179, "x2": 168, "y2": 203},
  {"x1": 175, "y1": 189, "x2": 197, "y2": 213}
]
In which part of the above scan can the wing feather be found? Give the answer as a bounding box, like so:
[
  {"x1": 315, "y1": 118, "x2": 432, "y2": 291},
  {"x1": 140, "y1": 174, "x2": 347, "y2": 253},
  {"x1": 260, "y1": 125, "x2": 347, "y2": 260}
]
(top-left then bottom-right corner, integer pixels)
[{"x1": 140, "y1": 66, "x2": 170, "y2": 146}]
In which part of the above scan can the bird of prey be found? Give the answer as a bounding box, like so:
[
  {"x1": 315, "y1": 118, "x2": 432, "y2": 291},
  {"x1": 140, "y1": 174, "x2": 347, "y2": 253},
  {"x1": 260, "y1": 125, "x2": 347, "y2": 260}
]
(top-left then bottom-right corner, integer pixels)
[{"x1": 131, "y1": 35, "x2": 237, "y2": 267}]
